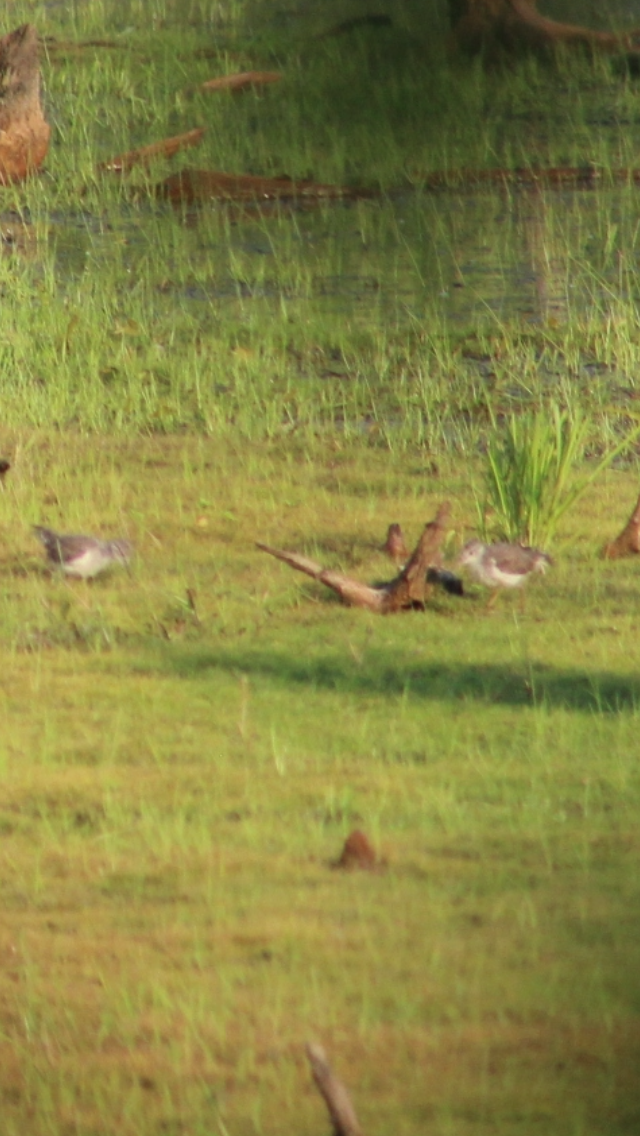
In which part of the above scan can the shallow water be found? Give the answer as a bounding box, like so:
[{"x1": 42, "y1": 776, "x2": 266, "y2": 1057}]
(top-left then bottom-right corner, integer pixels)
[
  {"x1": 35, "y1": 179, "x2": 640, "y2": 330},
  {"x1": 6, "y1": 0, "x2": 640, "y2": 444}
]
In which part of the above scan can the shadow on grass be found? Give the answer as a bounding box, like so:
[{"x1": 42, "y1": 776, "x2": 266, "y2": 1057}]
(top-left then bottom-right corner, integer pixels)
[{"x1": 167, "y1": 646, "x2": 640, "y2": 714}]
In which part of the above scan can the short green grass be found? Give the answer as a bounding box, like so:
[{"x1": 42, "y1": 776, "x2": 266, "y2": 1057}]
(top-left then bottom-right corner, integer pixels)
[
  {"x1": 1, "y1": 0, "x2": 640, "y2": 1132},
  {"x1": 1, "y1": 433, "x2": 640, "y2": 1136}
]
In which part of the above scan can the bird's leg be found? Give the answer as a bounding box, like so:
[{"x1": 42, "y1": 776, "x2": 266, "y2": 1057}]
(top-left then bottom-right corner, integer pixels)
[
  {"x1": 485, "y1": 588, "x2": 501, "y2": 612},
  {"x1": 75, "y1": 578, "x2": 93, "y2": 609}
]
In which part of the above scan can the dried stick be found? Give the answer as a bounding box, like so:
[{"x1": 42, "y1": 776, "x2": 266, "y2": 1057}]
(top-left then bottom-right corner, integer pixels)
[{"x1": 306, "y1": 1042, "x2": 364, "y2": 1136}]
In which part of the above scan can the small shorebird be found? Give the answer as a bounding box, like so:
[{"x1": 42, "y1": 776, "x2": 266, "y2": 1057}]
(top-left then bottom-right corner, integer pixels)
[
  {"x1": 382, "y1": 523, "x2": 409, "y2": 566},
  {"x1": 33, "y1": 526, "x2": 133, "y2": 579},
  {"x1": 459, "y1": 539, "x2": 552, "y2": 606}
]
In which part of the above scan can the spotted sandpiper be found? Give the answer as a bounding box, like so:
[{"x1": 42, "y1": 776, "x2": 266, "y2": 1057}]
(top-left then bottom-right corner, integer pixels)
[
  {"x1": 33, "y1": 526, "x2": 133, "y2": 579},
  {"x1": 458, "y1": 539, "x2": 552, "y2": 605}
]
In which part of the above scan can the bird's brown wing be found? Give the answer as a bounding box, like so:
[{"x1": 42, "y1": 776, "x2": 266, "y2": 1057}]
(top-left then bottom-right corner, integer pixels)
[
  {"x1": 488, "y1": 544, "x2": 536, "y2": 576},
  {"x1": 38, "y1": 531, "x2": 92, "y2": 563}
]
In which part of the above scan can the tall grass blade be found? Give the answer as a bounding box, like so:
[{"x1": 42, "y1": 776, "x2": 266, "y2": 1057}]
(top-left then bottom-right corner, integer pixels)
[{"x1": 482, "y1": 407, "x2": 640, "y2": 546}]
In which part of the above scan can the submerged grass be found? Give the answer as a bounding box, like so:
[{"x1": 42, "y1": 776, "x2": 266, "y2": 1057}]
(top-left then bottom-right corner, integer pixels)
[
  {"x1": 0, "y1": 1, "x2": 640, "y2": 1133},
  {"x1": 0, "y1": 2, "x2": 638, "y2": 445}
]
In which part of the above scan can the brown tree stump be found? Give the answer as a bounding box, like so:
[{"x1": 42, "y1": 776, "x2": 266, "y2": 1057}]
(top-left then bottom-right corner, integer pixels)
[
  {"x1": 0, "y1": 24, "x2": 49, "y2": 184},
  {"x1": 601, "y1": 491, "x2": 640, "y2": 559},
  {"x1": 382, "y1": 522, "x2": 409, "y2": 567},
  {"x1": 333, "y1": 830, "x2": 378, "y2": 871}
]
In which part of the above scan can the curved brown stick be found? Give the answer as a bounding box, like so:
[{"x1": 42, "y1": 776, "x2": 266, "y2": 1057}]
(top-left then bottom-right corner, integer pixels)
[
  {"x1": 306, "y1": 1042, "x2": 364, "y2": 1136},
  {"x1": 255, "y1": 543, "x2": 387, "y2": 610}
]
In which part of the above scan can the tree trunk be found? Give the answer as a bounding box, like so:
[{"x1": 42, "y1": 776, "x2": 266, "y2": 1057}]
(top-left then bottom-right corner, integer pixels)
[{"x1": 449, "y1": 0, "x2": 640, "y2": 61}]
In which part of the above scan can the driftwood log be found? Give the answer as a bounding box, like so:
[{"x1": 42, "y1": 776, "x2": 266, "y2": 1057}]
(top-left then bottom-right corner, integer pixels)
[
  {"x1": 601, "y1": 490, "x2": 640, "y2": 559},
  {"x1": 257, "y1": 502, "x2": 451, "y2": 613},
  {"x1": 0, "y1": 24, "x2": 49, "y2": 183},
  {"x1": 307, "y1": 1042, "x2": 364, "y2": 1136},
  {"x1": 450, "y1": 0, "x2": 640, "y2": 62}
]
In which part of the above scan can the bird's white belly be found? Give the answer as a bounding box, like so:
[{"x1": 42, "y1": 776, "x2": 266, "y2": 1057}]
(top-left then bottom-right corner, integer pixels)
[
  {"x1": 478, "y1": 564, "x2": 525, "y2": 588},
  {"x1": 63, "y1": 548, "x2": 108, "y2": 578}
]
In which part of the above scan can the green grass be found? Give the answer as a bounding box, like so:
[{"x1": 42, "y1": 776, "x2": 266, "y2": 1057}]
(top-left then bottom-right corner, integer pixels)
[
  {"x1": 1, "y1": 433, "x2": 640, "y2": 1135},
  {"x1": 1, "y1": 0, "x2": 640, "y2": 1132}
]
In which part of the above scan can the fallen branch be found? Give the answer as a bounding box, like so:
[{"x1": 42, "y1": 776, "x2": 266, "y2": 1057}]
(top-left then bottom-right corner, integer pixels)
[
  {"x1": 257, "y1": 502, "x2": 451, "y2": 612},
  {"x1": 156, "y1": 166, "x2": 374, "y2": 205},
  {"x1": 306, "y1": 1042, "x2": 364, "y2": 1136},
  {"x1": 199, "y1": 70, "x2": 281, "y2": 93},
  {"x1": 97, "y1": 127, "x2": 205, "y2": 173},
  {"x1": 602, "y1": 490, "x2": 640, "y2": 559}
]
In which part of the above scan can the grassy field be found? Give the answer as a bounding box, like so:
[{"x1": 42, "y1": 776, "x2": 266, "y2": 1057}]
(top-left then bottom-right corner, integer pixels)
[
  {"x1": 1, "y1": 434, "x2": 639, "y2": 1135},
  {"x1": 1, "y1": 1, "x2": 640, "y2": 1133}
]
